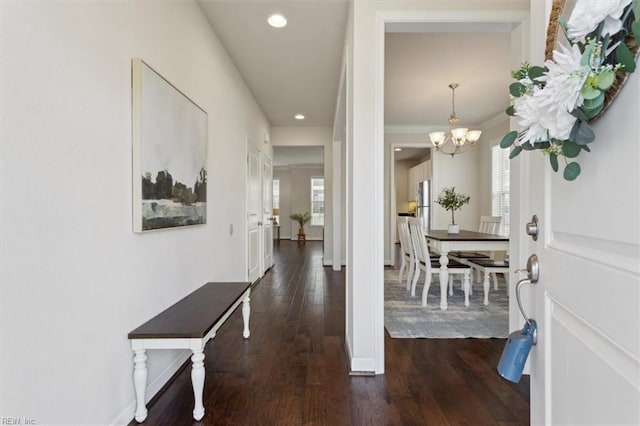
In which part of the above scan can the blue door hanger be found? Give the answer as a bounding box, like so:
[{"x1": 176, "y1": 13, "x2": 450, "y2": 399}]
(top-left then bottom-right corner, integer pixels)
[
  {"x1": 497, "y1": 258, "x2": 539, "y2": 384},
  {"x1": 498, "y1": 320, "x2": 537, "y2": 383}
]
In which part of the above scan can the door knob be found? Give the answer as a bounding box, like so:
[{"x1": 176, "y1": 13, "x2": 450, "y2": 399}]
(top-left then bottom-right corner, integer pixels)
[
  {"x1": 515, "y1": 254, "x2": 539, "y2": 283},
  {"x1": 257, "y1": 221, "x2": 263, "y2": 226},
  {"x1": 525, "y1": 215, "x2": 539, "y2": 241},
  {"x1": 514, "y1": 254, "x2": 539, "y2": 343}
]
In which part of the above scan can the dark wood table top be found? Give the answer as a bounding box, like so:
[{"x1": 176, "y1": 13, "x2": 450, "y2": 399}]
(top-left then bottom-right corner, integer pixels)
[
  {"x1": 128, "y1": 282, "x2": 251, "y2": 339},
  {"x1": 424, "y1": 229, "x2": 509, "y2": 241}
]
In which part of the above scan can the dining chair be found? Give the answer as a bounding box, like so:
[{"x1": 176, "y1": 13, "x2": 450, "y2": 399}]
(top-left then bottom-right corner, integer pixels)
[
  {"x1": 396, "y1": 216, "x2": 415, "y2": 291},
  {"x1": 466, "y1": 258, "x2": 510, "y2": 305},
  {"x1": 408, "y1": 218, "x2": 471, "y2": 307},
  {"x1": 449, "y1": 215, "x2": 504, "y2": 284},
  {"x1": 479, "y1": 215, "x2": 502, "y2": 234}
]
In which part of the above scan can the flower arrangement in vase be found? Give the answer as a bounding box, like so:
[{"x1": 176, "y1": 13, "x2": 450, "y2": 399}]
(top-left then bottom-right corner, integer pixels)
[
  {"x1": 435, "y1": 187, "x2": 470, "y2": 234},
  {"x1": 501, "y1": 0, "x2": 639, "y2": 181}
]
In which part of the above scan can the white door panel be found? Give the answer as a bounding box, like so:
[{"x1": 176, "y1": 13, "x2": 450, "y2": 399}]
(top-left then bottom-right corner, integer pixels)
[
  {"x1": 522, "y1": 38, "x2": 640, "y2": 426},
  {"x1": 547, "y1": 297, "x2": 639, "y2": 425},
  {"x1": 262, "y1": 156, "x2": 273, "y2": 272},
  {"x1": 247, "y1": 142, "x2": 260, "y2": 283}
]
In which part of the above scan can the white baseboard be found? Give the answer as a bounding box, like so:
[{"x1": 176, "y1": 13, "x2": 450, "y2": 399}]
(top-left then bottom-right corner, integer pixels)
[
  {"x1": 111, "y1": 349, "x2": 190, "y2": 425},
  {"x1": 344, "y1": 335, "x2": 375, "y2": 374},
  {"x1": 350, "y1": 356, "x2": 376, "y2": 374}
]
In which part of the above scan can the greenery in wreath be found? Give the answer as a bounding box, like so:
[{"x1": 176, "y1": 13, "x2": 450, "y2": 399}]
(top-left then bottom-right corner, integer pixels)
[
  {"x1": 501, "y1": 0, "x2": 640, "y2": 180},
  {"x1": 435, "y1": 187, "x2": 470, "y2": 226}
]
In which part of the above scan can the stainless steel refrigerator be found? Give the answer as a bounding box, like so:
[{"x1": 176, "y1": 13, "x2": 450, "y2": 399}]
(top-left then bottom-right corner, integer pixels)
[{"x1": 416, "y1": 180, "x2": 431, "y2": 231}]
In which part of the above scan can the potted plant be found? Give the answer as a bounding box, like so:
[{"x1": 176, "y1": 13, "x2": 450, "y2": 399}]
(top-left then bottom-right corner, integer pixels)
[
  {"x1": 435, "y1": 187, "x2": 470, "y2": 234},
  {"x1": 290, "y1": 212, "x2": 312, "y2": 237}
]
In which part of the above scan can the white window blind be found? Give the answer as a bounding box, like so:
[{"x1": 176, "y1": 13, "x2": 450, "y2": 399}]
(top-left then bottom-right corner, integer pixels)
[
  {"x1": 310, "y1": 177, "x2": 324, "y2": 226},
  {"x1": 491, "y1": 145, "x2": 510, "y2": 236},
  {"x1": 272, "y1": 179, "x2": 280, "y2": 209}
]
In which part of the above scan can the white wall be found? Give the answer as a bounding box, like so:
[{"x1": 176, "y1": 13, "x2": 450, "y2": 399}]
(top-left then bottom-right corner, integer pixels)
[
  {"x1": 0, "y1": 2, "x2": 270, "y2": 424},
  {"x1": 431, "y1": 143, "x2": 481, "y2": 230},
  {"x1": 272, "y1": 126, "x2": 331, "y2": 147},
  {"x1": 273, "y1": 166, "x2": 325, "y2": 240}
]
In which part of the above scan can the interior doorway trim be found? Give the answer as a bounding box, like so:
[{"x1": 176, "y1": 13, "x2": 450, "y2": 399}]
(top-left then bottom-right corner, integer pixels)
[
  {"x1": 372, "y1": 6, "x2": 529, "y2": 374},
  {"x1": 388, "y1": 141, "x2": 431, "y2": 266}
]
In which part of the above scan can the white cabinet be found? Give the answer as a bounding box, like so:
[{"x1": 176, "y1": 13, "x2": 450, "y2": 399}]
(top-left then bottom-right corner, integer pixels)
[
  {"x1": 407, "y1": 160, "x2": 432, "y2": 199},
  {"x1": 422, "y1": 160, "x2": 432, "y2": 182},
  {"x1": 408, "y1": 166, "x2": 419, "y2": 200}
]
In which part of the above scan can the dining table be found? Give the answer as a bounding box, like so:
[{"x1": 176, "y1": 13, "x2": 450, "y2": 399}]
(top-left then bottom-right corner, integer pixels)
[{"x1": 424, "y1": 229, "x2": 509, "y2": 310}]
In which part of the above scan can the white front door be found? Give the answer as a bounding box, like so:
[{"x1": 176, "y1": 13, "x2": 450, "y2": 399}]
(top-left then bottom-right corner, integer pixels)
[
  {"x1": 262, "y1": 155, "x2": 273, "y2": 273},
  {"x1": 521, "y1": 51, "x2": 640, "y2": 426},
  {"x1": 247, "y1": 141, "x2": 261, "y2": 283}
]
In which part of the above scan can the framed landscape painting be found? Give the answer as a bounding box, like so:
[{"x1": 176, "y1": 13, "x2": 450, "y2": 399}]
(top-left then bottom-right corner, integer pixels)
[{"x1": 132, "y1": 59, "x2": 208, "y2": 232}]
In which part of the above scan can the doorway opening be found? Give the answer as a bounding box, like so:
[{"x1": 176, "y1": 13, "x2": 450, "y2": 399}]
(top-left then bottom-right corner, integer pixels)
[{"x1": 381, "y1": 20, "x2": 518, "y2": 342}]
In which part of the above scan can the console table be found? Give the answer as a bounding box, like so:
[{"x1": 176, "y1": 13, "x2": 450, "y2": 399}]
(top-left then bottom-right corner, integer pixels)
[{"x1": 128, "y1": 282, "x2": 251, "y2": 422}]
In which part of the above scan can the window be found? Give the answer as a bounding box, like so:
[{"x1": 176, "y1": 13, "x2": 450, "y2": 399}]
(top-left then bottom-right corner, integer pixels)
[
  {"x1": 310, "y1": 177, "x2": 324, "y2": 226},
  {"x1": 272, "y1": 179, "x2": 280, "y2": 209},
  {"x1": 272, "y1": 179, "x2": 280, "y2": 223},
  {"x1": 491, "y1": 145, "x2": 510, "y2": 236}
]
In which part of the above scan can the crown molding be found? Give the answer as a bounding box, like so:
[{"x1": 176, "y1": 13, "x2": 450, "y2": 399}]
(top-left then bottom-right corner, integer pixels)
[
  {"x1": 477, "y1": 112, "x2": 508, "y2": 130},
  {"x1": 384, "y1": 125, "x2": 445, "y2": 134},
  {"x1": 385, "y1": 113, "x2": 508, "y2": 135}
]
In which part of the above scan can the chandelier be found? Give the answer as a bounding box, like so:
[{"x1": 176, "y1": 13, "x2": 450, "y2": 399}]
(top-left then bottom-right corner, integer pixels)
[{"x1": 428, "y1": 83, "x2": 482, "y2": 157}]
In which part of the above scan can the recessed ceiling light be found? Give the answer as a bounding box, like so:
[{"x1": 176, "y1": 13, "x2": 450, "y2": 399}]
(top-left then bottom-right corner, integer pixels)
[
  {"x1": 294, "y1": 114, "x2": 305, "y2": 120},
  {"x1": 268, "y1": 14, "x2": 287, "y2": 28},
  {"x1": 394, "y1": 148, "x2": 402, "y2": 152}
]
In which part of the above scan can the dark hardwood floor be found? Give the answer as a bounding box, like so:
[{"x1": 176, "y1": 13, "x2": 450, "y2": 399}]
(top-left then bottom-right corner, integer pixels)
[{"x1": 137, "y1": 240, "x2": 529, "y2": 425}]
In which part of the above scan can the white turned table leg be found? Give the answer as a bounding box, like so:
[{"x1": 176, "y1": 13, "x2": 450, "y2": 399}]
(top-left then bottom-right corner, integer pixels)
[
  {"x1": 242, "y1": 291, "x2": 251, "y2": 338},
  {"x1": 463, "y1": 271, "x2": 470, "y2": 307},
  {"x1": 133, "y1": 349, "x2": 148, "y2": 423},
  {"x1": 438, "y1": 253, "x2": 449, "y2": 310},
  {"x1": 483, "y1": 272, "x2": 490, "y2": 305},
  {"x1": 191, "y1": 349, "x2": 205, "y2": 421}
]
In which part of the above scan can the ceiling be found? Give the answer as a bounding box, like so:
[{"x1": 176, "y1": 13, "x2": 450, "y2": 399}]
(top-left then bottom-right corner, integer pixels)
[
  {"x1": 198, "y1": 0, "x2": 349, "y2": 127},
  {"x1": 273, "y1": 146, "x2": 324, "y2": 167},
  {"x1": 394, "y1": 147, "x2": 430, "y2": 162},
  {"x1": 197, "y1": 1, "x2": 514, "y2": 130}
]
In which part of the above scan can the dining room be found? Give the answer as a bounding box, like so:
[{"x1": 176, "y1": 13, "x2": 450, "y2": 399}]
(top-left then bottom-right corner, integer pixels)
[
  {"x1": 383, "y1": 27, "x2": 513, "y2": 340},
  {"x1": 384, "y1": 138, "x2": 512, "y2": 340}
]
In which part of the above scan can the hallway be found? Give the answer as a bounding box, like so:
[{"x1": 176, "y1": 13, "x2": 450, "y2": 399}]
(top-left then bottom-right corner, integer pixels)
[{"x1": 138, "y1": 241, "x2": 529, "y2": 425}]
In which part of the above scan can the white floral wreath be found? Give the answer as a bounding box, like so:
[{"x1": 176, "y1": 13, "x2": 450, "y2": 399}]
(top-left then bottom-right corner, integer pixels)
[{"x1": 501, "y1": 0, "x2": 639, "y2": 180}]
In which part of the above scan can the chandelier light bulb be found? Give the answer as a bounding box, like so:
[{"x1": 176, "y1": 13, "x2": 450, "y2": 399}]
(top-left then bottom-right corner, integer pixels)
[
  {"x1": 429, "y1": 83, "x2": 482, "y2": 157},
  {"x1": 429, "y1": 132, "x2": 446, "y2": 147},
  {"x1": 466, "y1": 130, "x2": 482, "y2": 144}
]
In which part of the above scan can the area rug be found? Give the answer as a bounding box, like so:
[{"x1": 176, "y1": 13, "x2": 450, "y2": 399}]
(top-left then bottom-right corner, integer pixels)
[{"x1": 384, "y1": 269, "x2": 508, "y2": 339}]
